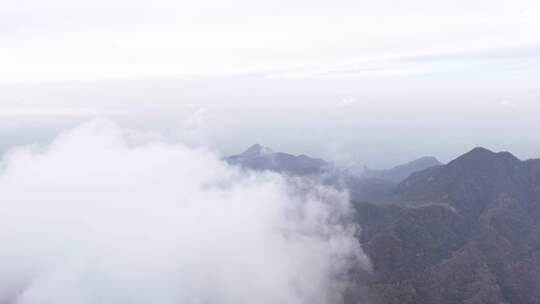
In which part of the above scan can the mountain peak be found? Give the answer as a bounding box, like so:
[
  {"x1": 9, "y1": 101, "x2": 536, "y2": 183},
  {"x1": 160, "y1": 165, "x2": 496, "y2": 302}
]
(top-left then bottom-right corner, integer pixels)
[
  {"x1": 242, "y1": 144, "x2": 273, "y2": 157},
  {"x1": 225, "y1": 144, "x2": 329, "y2": 175},
  {"x1": 466, "y1": 146, "x2": 495, "y2": 156},
  {"x1": 407, "y1": 156, "x2": 442, "y2": 167},
  {"x1": 451, "y1": 147, "x2": 520, "y2": 168},
  {"x1": 397, "y1": 146, "x2": 525, "y2": 209}
]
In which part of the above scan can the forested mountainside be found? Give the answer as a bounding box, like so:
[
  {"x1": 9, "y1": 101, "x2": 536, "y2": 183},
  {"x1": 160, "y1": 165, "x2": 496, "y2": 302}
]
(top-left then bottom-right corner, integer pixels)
[
  {"x1": 228, "y1": 145, "x2": 540, "y2": 304},
  {"x1": 357, "y1": 147, "x2": 540, "y2": 304}
]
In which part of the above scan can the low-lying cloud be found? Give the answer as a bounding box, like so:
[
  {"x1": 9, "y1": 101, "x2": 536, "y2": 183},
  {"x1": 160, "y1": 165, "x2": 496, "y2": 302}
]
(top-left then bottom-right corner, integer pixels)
[{"x1": 0, "y1": 119, "x2": 368, "y2": 304}]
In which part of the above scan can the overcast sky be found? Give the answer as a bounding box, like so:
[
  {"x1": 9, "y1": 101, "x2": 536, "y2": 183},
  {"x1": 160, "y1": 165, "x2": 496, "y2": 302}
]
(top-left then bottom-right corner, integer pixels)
[{"x1": 1, "y1": 0, "x2": 540, "y2": 167}]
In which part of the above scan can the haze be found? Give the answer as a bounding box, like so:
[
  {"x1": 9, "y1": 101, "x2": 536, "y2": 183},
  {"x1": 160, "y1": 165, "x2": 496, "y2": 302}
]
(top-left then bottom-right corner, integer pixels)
[{"x1": 2, "y1": 0, "x2": 540, "y2": 167}]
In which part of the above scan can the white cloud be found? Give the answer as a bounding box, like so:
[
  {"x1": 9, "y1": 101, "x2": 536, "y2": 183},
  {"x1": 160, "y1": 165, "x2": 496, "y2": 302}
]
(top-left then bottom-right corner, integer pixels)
[{"x1": 0, "y1": 119, "x2": 368, "y2": 304}]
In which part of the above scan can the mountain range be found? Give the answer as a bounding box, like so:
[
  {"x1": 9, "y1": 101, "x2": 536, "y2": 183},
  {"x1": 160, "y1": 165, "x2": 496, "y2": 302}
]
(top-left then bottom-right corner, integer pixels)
[
  {"x1": 357, "y1": 147, "x2": 540, "y2": 304},
  {"x1": 226, "y1": 145, "x2": 540, "y2": 304},
  {"x1": 224, "y1": 144, "x2": 332, "y2": 175},
  {"x1": 225, "y1": 144, "x2": 441, "y2": 183}
]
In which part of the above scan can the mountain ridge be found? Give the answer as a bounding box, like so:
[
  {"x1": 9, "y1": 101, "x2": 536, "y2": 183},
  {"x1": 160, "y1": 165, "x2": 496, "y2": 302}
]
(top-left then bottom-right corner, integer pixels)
[
  {"x1": 362, "y1": 156, "x2": 443, "y2": 182},
  {"x1": 224, "y1": 144, "x2": 331, "y2": 175},
  {"x1": 225, "y1": 144, "x2": 442, "y2": 183},
  {"x1": 355, "y1": 146, "x2": 540, "y2": 304}
]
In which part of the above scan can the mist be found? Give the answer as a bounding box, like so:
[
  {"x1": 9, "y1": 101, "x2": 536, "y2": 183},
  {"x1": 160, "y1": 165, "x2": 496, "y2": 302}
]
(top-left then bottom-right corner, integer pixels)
[{"x1": 0, "y1": 119, "x2": 369, "y2": 304}]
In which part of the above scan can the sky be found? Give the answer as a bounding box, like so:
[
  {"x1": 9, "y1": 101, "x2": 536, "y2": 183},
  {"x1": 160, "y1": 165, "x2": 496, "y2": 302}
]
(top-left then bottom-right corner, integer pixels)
[{"x1": 1, "y1": 0, "x2": 540, "y2": 167}]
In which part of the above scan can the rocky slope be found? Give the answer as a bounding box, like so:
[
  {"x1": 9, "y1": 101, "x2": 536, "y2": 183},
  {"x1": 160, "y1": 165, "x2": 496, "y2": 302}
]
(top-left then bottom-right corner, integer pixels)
[{"x1": 355, "y1": 147, "x2": 540, "y2": 304}]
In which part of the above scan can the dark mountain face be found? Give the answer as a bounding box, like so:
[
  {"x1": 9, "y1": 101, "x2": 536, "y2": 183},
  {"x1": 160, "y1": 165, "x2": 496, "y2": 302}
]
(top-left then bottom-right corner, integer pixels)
[
  {"x1": 396, "y1": 147, "x2": 533, "y2": 219},
  {"x1": 362, "y1": 156, "x2": 443, "y2": 183},
  {"x1": 354, "y1": 147, "x2": 540, "y2": 304}
]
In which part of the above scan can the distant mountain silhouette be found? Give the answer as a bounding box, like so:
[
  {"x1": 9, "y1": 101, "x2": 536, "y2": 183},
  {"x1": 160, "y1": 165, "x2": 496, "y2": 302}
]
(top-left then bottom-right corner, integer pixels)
[
  {"x1": 362, "y1": 156, "x2": 443, "y2": 182},
  {"x1": 224, "y1": 144, "x2": 331, "y2": 175},
  {"x1": 354, "y1": 147, "x2": 540, "y2": 304},
  {"x1": 226, "y1": 144, "x2": 441, "y2": 182},
  {"x1": 225, "y1": 145, "x2": 443, "y2": 203}
]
